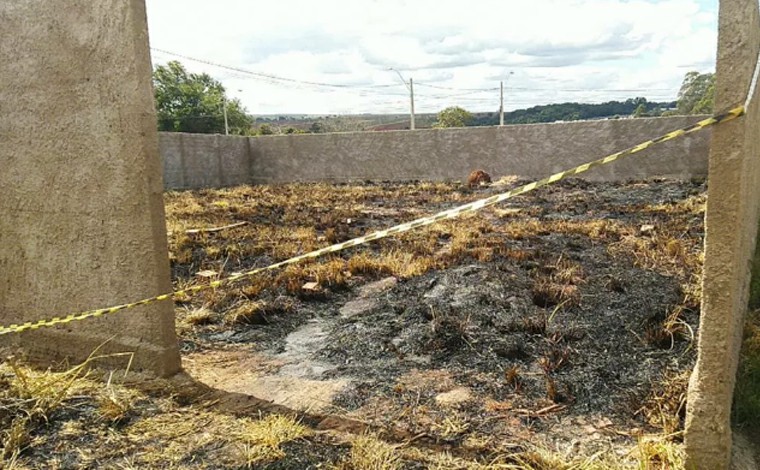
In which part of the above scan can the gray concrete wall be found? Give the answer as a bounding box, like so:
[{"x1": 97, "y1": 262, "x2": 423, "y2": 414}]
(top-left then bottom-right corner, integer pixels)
[
  {"x1": 684, "y1": 0, "x2": 760, "y2": 467},
  {"x1": 0, "y1": 0, "x2": 180, "y2": 376},
  {"x1": 159, "y1": 115, "x2": 711, "y2": 190}
]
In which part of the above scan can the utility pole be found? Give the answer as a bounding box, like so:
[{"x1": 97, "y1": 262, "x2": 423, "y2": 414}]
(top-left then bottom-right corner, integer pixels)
[
  {"x1": 499, "y1": 81, "x2": 504, "y2": 126},
  {"x1": 389, "y1": 67, "x2": 415, "y2": 130},
  {"x1": 223, "y1": 97, "x2": 229, "y2": 135},
  {"x1": 500, "y1": 71, "x2": 514, "y2": 127},
  {"x1": 409, "y1": 77, "x2": 415, "y2": 130}
]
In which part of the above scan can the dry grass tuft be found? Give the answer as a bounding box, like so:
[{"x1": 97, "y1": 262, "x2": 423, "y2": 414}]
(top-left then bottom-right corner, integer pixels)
[
  {"x1": 531, "y1": 281, "x2": 580, "y2": 309},
  {"x1": 609, "y1": 227, "x2": 702, "y2": 281},
  {"x1": 530, "y1": 257, "x2": 584, "y2": 308},
  {"x1": 428, "y1": 309, "x2": 474, "y2": 351},
  {"x1": 405, "y1": 436, "x2": 684, "y2": 470},
  {"x1": 348, "y1": 251, "x2": 439, "y2": 279},
  {"x1": 1, "y1": 417, "x2": 30, "y2": 462},
  {"x1": 416, "y1": 449, "x2": 515, "y2": 469},
  {"x1": 273, "y1": 258, "x2": 350, "y2": 296},
  {"x1": 225, "y1": 301, "x2": 270, "y2": 325},
  {"x1": 510, "y1": 447, "x2": 624, "y2": 470},
  {"x1": 643, "y1": 306, "x2": 694, "y2": 350},
  {"x1": 98, "y1": 395, "x2": 132, "y2": 423},
  {"x1": 237, "y1": 414, "x2": 311, "y2": 466},
  {"x1": 637, "y1": 371, "x2": 689, "y2": 435},
  {"x1": 431, "y1": 414, "x2": 471, "y2": 439},
  {"x1": 97, "y1": 380, "x2": 136, "y2": 424},
  {"x1": 184, "y1": 307, "x2": 216, "y2": 326},
  {"x1": 634, "y1": 436, "x2": 685, "y2": 470},
  {"x1": 0, "y1": 354, "x2": 133, "y2": 461},
  {"x1": 505, "y1": 365, "x2": 522, "y2": 392},
  {"x1": 337, "y1": 433, "x2": 402, "y2": 470}
]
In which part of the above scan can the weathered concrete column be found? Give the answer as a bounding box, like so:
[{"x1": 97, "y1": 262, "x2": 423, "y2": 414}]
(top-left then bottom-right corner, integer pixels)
[
  {"x1": 0, "y1": 1, "x2": 180, "y2": 376},
  {"x1": 684, "y1": 0, "x2": 760, "y2": 467}
]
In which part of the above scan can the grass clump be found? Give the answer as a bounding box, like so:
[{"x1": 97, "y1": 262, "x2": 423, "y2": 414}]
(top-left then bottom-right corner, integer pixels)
[
  {"x1": 0, "y1": 356, "x2": 102, "y2": 462},
  {"x1": 531, "y1": 257, "x2": 584, "y2": 308},
  {"x1": 336, "y1": 433, "x2": 402, "y2": 470},
  {"x1": 634, "y1": 436, "x2": 685, "y2": 470},
  {"x1": 184, "y1": 307, "x2": 216, "y2": 326},
  {"x1": 642, "y1": 306, "x2": 694, "y2": 350},
  {"x1": 637, "y1": 371, "x2": 688, "y2": 435},
  {"x1": 225, "y1": 301, "x2": 270, "y2": 325},
  {"x1": 237, "y1": 414, "x2": 311, "y2": 466},
  {"x1": 1, "y1": 358, "x2": 96, "y2": 462}
]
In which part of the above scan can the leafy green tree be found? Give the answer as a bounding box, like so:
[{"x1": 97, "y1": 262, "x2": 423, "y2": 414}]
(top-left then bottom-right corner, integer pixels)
[
  {"x1": 676, "y1": 71, "x2": 715, "y2": 115},
  {"x1": 153, "y1": 61, "x2": 252, "y2": 134},
  {"x1": 433, "y1": 106, "x2": 474, "y2": 128},
  {"x1": 257, "y1": 123, "x2": 276, "y2": 135},
  {"x1": 633, "y1": 103, "x2": 648, "y2": 117},
  {"x1": 692, "y1": 79, "x2": 715, "y2": 114}
]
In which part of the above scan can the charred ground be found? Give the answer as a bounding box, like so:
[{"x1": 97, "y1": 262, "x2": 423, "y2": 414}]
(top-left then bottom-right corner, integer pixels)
[{"x1": 2, "y1": 178, "x2": 707, "y2": 468}]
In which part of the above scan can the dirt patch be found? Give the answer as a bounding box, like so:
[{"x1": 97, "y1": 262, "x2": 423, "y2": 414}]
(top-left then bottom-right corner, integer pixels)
[{"x1": 185, "y1": 321, "x2": 350, "y2": 413}]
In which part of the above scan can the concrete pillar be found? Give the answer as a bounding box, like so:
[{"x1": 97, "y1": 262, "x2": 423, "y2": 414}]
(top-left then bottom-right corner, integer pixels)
[
  {"x1": 0, "y1": 1, "x2": 180, "y2": 376},
  {"x1": 684, "y1": 0, "x2": 760, "y2": 467}
]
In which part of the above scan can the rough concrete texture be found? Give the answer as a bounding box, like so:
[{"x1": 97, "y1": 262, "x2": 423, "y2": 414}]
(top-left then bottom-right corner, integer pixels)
[
  {"x1": 684, "y1": 0, "x2": 760, "y2": 467},
  {"x1": 248, "y1": 116, "x2": 711, "y2": 183},
  {"x1": 158, "y1": 115, "x2": 711, "y2": 190},
  {"x1": 0, "y1": 0, "x2": 180, "y2": 376}
]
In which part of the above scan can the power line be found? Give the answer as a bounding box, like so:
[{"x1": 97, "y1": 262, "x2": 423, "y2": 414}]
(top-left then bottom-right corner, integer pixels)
[
  {"x1": 415, "y1": 82, "x2": 675, "y2": 93},
  {"x1": 507, "y1": 85, "x2": 675, "y2": 92},
  {"x1": 415, "y1": 83, "x2": 499, "y2": 91},
  {"x1": 150, "y1": 48, "x2": 681, "y2": 116},
  {"x1": 151, "y1": 48, "x2": 401, "y2": 93},
  {"x1": 151, "y1": 48, "x2": 677, "y2": 98}
]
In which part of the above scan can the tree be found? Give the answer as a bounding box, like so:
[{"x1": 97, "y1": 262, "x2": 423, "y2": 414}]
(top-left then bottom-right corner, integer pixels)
[
  {"x1": 257, "y1": 123, "x2": 276, "y2": 135},
  {"x1": 676, "y1": 71, "x2": 715, "y2": 115},
  {"x1": 433, "y1": 106, "x2": 474, "y2": 128},
  {"x1": 309, "y1": 121, "x2": 325, "y2": 133},
  {"x1": 153, "y1": 61, "x2": 252, "y2": 134},
  {"x1": 633, "y1": 103, "x2": 648, "y2": 117}
]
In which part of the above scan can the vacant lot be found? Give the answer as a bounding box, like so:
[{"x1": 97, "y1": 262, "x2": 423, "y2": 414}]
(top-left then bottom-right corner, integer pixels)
[{"x1": 2, "y1": 178, "x2": 708, "y2": 468}]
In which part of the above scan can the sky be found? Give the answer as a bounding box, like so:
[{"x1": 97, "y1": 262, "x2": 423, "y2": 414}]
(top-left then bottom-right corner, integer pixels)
[{"x1": 145, "y1": 0, "x2": 718, "y2": 116}]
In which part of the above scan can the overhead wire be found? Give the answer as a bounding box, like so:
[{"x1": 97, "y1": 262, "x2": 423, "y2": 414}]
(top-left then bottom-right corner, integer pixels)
[{"x1": 150, "y1": 47, "x2": 681, "y2": 114}]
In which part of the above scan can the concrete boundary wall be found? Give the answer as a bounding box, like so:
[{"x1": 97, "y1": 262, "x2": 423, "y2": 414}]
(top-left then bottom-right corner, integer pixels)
[{"x1": 159, "y1": 115, "x2": 712, "y2": 190}]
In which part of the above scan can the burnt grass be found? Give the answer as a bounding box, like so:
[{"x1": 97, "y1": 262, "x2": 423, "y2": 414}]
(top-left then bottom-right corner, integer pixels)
[
  {"x1": 323, "y1": 242, "x2": 680, "y2": 414},
  {"x1": 166, "y1": 177, "x2": 706, "y2": 455}
]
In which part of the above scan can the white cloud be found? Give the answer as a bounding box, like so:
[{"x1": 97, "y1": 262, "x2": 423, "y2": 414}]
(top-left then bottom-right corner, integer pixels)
[{"x1": 145, "y1": 0, "x2": 717, "y2": 114}]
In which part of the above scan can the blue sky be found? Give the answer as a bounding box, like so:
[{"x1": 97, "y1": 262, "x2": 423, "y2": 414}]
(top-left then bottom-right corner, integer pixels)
[{"x1": 145, "y1": 0, "x2": 718, "y2": 115}]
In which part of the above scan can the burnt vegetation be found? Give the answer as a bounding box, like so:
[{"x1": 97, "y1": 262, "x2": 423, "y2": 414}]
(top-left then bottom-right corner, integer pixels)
[{"x1": 1, "y1": 178, "x2": 708, "y2": 468}]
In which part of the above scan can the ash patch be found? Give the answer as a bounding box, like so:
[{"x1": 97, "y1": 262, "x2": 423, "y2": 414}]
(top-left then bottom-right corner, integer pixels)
[{"x1": 322, "y1": 234, "x2": 689, "y2": 427}]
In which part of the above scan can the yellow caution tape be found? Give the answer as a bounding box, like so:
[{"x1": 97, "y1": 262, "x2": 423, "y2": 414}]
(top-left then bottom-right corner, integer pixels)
[{"x1": 0, "y1": 106, "x2": 745, "y2": 336}]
